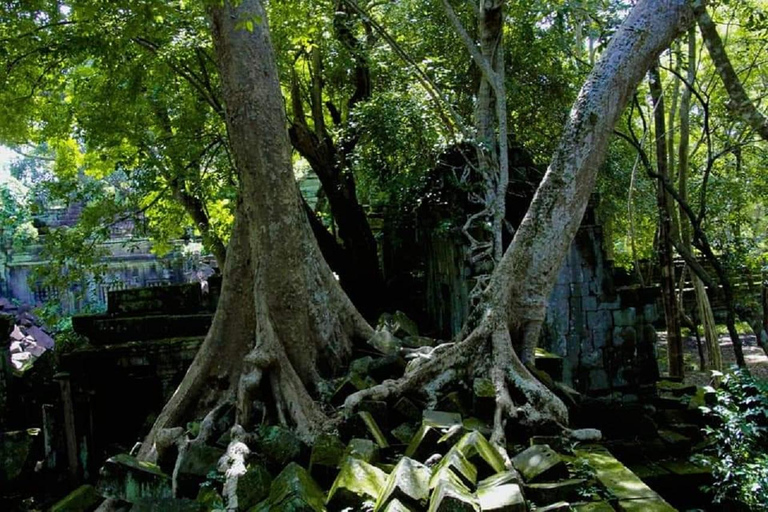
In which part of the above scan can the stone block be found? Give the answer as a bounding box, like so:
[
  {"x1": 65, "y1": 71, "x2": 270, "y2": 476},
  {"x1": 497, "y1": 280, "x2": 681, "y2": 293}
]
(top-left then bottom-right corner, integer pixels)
[
  {"x1": 511, "y1": 445, "x2": 566, "y2": 483},
  {"x1": 175, "y1": 444, "x2": 223, "y2": 495},
  {"x1": 524, "y1": 479, "x2": 586, "y2": 505},
  {"x1": 574, "y1": 446, "x2": 661, "y2": 501},
  {"x1": 393, "y1": 423, "x2": 419, "y2": 445},
  {"x1": 571, "y1": 502, "x2": 614, "y2": 512},
  {"x1": 309, "y1": 433, "x2": 345, "y2": 472},
  {"x1": 130, "y1": 498, "x2": 205, "y2": 511},
  {"x1": 50, "y1": 484, "x2": 101, "y2": 512},
  {"x1": 394, "y1": 397, "x2": 422, "y2": 421},
  {"x1": 383, "y1": 498, "x2": 415, "y2": 512},
  {"x1": 428, "y1": 476, "x2": 479, "y2": 512},
  {"x1": 616, "y1": 498, "x2": 676, "y2": 511},
  {"x1": 536, "y1": 502, "x2": 572, "y2": 511},
  {"x1": 97, "y1": 454, "x2": 172, "y2": 503},
  {"x1": 360, "y1": 411, "x2": 390, "y2": 448},
  {"x1": 405, "y1": 411, "x2": 463, "y2": 461},
  {"x1": 254, "y1": 425, "x2": 304, "y2": 470},
  {"x1": 612, "y1": 308, "x2": 636, "y2": 328},
  {"x1": 429, "y1": 447, "x2": 477, "y2": 490},
  {"x1": 0, "y1": 428, "x2": 39, "y2": 483},
  {"x1": 391, "y1": 311, "x2": 419, "y2": 338},
  {"x1": 237, "y1": 464, "x2": 271, "y2": 510},
  {"x1": 454, "y1": 432, "x2": 507, "y2": 479},
  {"x1": 375, "y1": 457, "x2": 431, "y2": 511},
  {"x1": 344, "y1": 438, "x2": 380, "y2": 464},
  {"x1": 476, "y1": 482, "x2": 526, "y2": 512},
  {"x1": 328, "y1": 456, "x2": 388, "y2": 509},
  {"x1": 255, "y1": 462, "x2": 325, "y2": 512},
  {"x1": 477, "y1": 470, "x2": 522, "y2": 490}
]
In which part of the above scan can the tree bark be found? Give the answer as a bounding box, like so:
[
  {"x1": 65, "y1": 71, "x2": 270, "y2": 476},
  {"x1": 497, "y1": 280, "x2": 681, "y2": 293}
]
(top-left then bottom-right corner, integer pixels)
[
  {"x1": 649, "y1": 64, "x2": 684, "y2": 378},
  {"x1": 693, "y1": 0, "x2": 768, "y2": 142}
]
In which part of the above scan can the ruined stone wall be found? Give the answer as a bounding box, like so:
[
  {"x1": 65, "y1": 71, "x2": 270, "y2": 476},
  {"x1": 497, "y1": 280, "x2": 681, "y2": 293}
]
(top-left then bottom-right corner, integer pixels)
[{"x1": 543, "y1": 223, "x2": 660, "y2": 394}]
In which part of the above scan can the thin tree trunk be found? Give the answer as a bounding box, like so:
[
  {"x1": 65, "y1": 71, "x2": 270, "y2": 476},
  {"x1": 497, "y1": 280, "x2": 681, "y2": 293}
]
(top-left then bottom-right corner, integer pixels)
[
  {"x1": 693, "y1": 0, "x2": 768, "y2": 141},
  {"x1": 649, "y1": 64, "x2": 684, "y2": 378}
]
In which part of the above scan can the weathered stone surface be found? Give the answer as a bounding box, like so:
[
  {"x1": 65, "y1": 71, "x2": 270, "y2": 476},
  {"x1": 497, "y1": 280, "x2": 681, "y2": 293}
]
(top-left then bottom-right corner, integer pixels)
[
  {"x1": 175, "y1": 443, "x2": 223, "y2": 494},
  {"x1": 328, "y1": 456, "x2": 388, "y2": 509},
  {"x1": 130, "y1": 498, "x2": 206, "y2": 512},
  {"x1": 476, "y1": 482, "x2": 526, "y2": 512},
  {"x1": 571, "y1": 502, "x2": 613, "y2": 512},
  {"x1": 0, "y1": 428, "x2": 39, "y2": 483},
  {"x1": 575, "y1": 446, "x2": 668, "y2": 502},
  {"x1": 391, "y1": 311, "x2": 420, "y2": 338},
  {"x1": 393, "y1": 423, "x2": 419, "y2": 445},
  {"x1": 383, "y1": 498, "x2": 415, "y2": 512},
  {"x1": 656, "y1": 380, "x2": 696, "y2": 397},
  {"x1": 50, "y1": 484, "x2": 101, "y2": 512},
  {"x1": 616, "y1": 498, "x2": 676, "y2": 512},
  {"x1": 524, "y1": 479, "x2": 586, "y2": 504},
  {"x1": 237, "y1": 464, "x2": 272, "y2": 510},
  {"x1": 429, "y1": 447, "x2": 477, "y2": 490},
  {"x1": 477, "y1": 470, "x2": 522, "y2": 490},
  {"x1": 455, "y1": 432, "x2": 506, "y2": 477},
  {"x1": 310, "y1": 434, "x2": 345, "y2": 470},
  {"x1": 375, "y1": 457, "x2": 431, "y2": 511},
  {"x1": 344, "y1": 438, "x2": 380, "y2": 464},
  {"x1": 253, "y1": 462, "x2": 326, "y2": 512},
  {"x1": 536, "y1": 502, "x2": 572, "y2": 512},
  {"x1": 394, "y1": 398, "x2": 422, "y2": 421},
  {"x1": 254, "y1": 425, "x2": 304, "y2": 469},
  {"x1": 428, "y1": 476, "x2": 479, "y2": 512},
  {"x1": 405, "y1": 411, "x2": 463, "y2": 460},
  {"x1": 98, "y1": 453, "x2": 173, "y2": 503},
  {"x1": 511, "y1": 445, "x2": 566, "y2": 483},
  {"x1": 369, "y1": 329, "x2": 403, "y2": 356},
  {"x1": 360, "y1": 411, "x2": 390, "y2": 448}
]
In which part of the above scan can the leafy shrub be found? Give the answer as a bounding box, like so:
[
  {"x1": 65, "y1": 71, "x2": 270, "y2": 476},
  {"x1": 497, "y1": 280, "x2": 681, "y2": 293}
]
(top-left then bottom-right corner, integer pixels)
[{"x1": 695, "y1": 369, "x2": 768, "y2": 509}]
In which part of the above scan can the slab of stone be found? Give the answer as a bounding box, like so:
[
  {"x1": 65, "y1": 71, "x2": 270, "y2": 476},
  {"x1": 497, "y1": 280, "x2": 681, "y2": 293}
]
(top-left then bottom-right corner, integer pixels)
[
  {"x1": 375, "y1": 457, "x2": 431, "y2": 511},
  {"x1": 428, "y1": 477, "x2": 479, "y2": 512},
  {"x1": 524, "y1": 479, "x2": 586, "y2": 504},
  {"x1": 360, "y1": 411, "x2": 390, "y2": 448},
  {"x1": 254, "y1": 425, "x2": 304, "y2": 469},
  {"x1": 130, "y1": 498, "x2": 206, "y2": 511},
  {"x1": 309, "y1": 433, "x2": 345, "y2": 471},
  {"x1": 656, "y1": 380, "x2": 696, "y2": 397},
  {"x1": 571, "y1": 502, "x2": 614, "y2": 512},
  {"x1": 405, "y1": 411, "x2": 463, "y2": 460},
  {"x1": 256, "y1": 462, "x2": 326, "y2": 512},
  {"x1": 536, "y1": 502, "x2": 572, "y2": 511},
  {"x1": 429, "y1": 447, "x2": 477, "y2": 490},
  {"x1": 511, "y1": 444, "x2": 566, "y2": 483},
  {"x1": 616, "y1": 498, "x2": 676, "y2": 512},
  {"x1": 477, "y1": 470, "x2": 522, "y2": 490},
  {"x1": 237, "y1": 464, "x2": 272, "y2": 510},
  {"x1": 328, "y1": 456, "x2": 389, "y2": 509},
  {"x1": 574, "y1": 446, "x2": 663, "y2": 501},
  {"x1": 384, "y1": 498, "x2": 416, "y2": 512},
  {"x1": 394, "y1": 397, "x2": 422, "y2": 421},
  {"x1": 476, "y1": 482, "x2": 526, "y2": 512},
  {"x1": 175, "y1": 443, "x2": 223, "y2": 495},
  {"x1": 393, "y1": 423, "x2": 419, "y2": 445},
  {"x1": 50, "y1": 484, "x2": 102, "y2": 512},
  {"x1": 98, "y1": 454, "x2": 173, "y2": 503},
  {"x1": 344, "y1": 438, "x2": 380, "y2": 464},
  {"x1": 455, "y1": 432, "x2": 507, "y2": 477}
]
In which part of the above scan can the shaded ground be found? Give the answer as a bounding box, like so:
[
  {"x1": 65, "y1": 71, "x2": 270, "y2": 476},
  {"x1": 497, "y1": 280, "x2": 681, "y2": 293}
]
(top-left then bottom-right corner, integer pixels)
[{"x1": 657, "y1": 330, "x2": 768, "y2": 386}]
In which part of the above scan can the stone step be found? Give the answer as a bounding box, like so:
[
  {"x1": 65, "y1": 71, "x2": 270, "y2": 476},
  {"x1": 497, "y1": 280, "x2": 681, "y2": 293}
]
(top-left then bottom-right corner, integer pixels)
[
  {"x1": 72, "y1": 313, "x2": 213, "y2": 345},
  {"x1": 574, "y1": 445, "x2": 676, "y2": 511},
  {"x1": 106, "y1": 281, "x2": 217, "y2": 316}
]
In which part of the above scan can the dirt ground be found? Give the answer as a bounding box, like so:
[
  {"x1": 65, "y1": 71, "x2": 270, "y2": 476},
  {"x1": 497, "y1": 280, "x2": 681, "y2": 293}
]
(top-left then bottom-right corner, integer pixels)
[{"x1": 657, "y1": 331, "x2": 768, "y2": 386}]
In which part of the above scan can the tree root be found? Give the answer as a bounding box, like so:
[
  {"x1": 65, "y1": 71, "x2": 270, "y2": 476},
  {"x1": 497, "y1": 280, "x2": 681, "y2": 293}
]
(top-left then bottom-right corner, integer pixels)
[{"x1": 343, "y1": 321, "x2": 571, "y2": 441}]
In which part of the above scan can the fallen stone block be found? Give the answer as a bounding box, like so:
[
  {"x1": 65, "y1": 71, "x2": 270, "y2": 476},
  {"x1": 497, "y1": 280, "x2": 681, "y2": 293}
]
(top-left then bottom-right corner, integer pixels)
[
  {"x1": 393, "y1": 423, "x2": 419, "y2": 445},
  {"x1": 405, "y1": 411, "x2": 463, "y2": 461},
  {"x1": 344, "y1": 438, "x2": 380, "y2": 464},
  {"x1": 536, "y1": 502, "x2": 571, "y2": 512},
  {"x1": 383, "y1": 498, "x2": 416, "y2": 512},
  {"x1": 524, "y1": 479, "x2": 586, "y2": 505},
  {"x1": 50, "y1": 484, "x2": 101, "y2": 512},
  {"x1": 429, "y1": 447, "x2": 477, "y2": 490},
  {"x1": 375, "y1": 457, "x2": 431, "y2": 511},
  {"x1": 616, "y1": 498, "x2": 676, "y2": 512},
  {"x1": 428, "y1": 476, "x2": 479, "y2": 512},
  {"x1": 328, "y1": 456, "x2": 388, "y2": 510},
  {"x1": 97, "y1": 453, "x2": 173, "y2": 503},
  {"x1": 571, "y1": 502, "x2": 614, "y2": 512},
  {"x1": 254, "y1": 425, "x2": 304, "y2": 470},
  {"x1": 309, "y1": 433, "x2": 345, "y2": 486},
  {"x1": 476, "y1": 482, "x2": 526, "y2": 512},
  {"x1": 455, "y1": 431, "x2": 507, "y2": 478},
  {"x1": 477, "y1": 470, "x2": 522, "y2": 490},
  {"x1": 252, "y1": 462, "x2": 326, "y2": 512},
  {"x1": 130, "y1": 498, "x2": 205, "y2": 511},
  {"x1": 174, "y1": 443, "x2": 224, "y2": 496},
  {"x1": 360, "y1": 411, "x2": 390, "y2": 448},
  {"x1": 511, "y1": 444, "x2": 566, "y2": 483},
  {"x1": 236, "y1": 464, "x2": 272, "y2": 510}
]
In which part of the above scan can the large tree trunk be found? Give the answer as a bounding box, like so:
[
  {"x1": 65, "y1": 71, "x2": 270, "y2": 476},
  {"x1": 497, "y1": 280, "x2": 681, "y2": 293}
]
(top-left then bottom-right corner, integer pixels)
[{"x1": 140, "y1": 0, "x2": 374, "y2": 461}]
